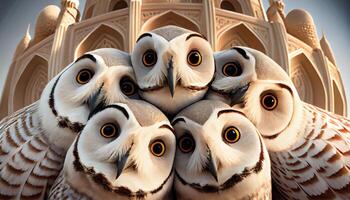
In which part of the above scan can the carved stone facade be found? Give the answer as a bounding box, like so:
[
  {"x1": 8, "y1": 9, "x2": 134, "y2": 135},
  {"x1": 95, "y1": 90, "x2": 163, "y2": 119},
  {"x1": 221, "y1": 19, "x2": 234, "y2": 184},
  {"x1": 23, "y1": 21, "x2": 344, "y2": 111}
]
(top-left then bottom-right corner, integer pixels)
[{"x1": 0, "y1": 0, "x2": 347, "y2": 118}]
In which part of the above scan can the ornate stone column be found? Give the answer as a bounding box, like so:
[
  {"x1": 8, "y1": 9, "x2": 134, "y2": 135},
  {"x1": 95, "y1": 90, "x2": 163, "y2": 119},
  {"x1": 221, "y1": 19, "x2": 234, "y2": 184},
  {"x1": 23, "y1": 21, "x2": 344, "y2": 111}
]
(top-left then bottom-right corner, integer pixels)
[
  {"x1": 48, "y1": 0, "x2": 80, "y2": 79},
  {"x1": 128, "y1": 0, "x2": 142, "y2": 52},
  {"x1": 203, "y1": 0, "x2": 216, "y2": 49}
]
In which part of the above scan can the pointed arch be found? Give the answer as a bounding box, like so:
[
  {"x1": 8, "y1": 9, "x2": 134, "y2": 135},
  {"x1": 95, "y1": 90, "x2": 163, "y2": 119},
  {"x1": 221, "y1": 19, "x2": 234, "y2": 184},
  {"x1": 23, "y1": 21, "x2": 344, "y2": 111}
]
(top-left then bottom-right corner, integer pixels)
[
  {"x1": 13, "y1": 55, "x2": 48, "y2": 111},
  {"x1": 109, "y1": 0, "x2": 128, "y2": 12},
  {"x1": 75, "y1": 24, "x2": 125, "y2": 58},
  {"x1": 333, "y1": 81, "x2": 345, "y2": 115},
  {"x1": 290, "y1": 53, "x2": 327, "y2": 109},
  {"x1": 141, "y1": 10, "x2": 200, "y2": 33},
  {"x1": 84, "y1": 4, "x2": 95, "y2": 19},
  {"x1": 220, "y1": 0, "x2": 243, "y2": 13},
  {"x1": 217, "y1": 23, "x2": 266, "y2": 53}
]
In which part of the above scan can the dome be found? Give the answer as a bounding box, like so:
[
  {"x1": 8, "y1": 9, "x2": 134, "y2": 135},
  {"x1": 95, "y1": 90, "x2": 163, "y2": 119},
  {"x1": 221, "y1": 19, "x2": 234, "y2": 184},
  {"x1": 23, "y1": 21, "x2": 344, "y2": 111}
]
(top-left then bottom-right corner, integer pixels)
[
  {"x1": 32, "y1": 5, "x2": 61, "y2": 44},
  {"x1": 285, "y1": 9, "x2": 319, "y2": 48}
]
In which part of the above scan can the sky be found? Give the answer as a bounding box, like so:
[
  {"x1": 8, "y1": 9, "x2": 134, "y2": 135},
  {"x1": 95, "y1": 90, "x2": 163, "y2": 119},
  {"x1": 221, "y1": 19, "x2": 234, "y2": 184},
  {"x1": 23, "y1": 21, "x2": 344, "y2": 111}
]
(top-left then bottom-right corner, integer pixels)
[{"x1": 0, "y1": 0, "x2": 349, "y2": 115}]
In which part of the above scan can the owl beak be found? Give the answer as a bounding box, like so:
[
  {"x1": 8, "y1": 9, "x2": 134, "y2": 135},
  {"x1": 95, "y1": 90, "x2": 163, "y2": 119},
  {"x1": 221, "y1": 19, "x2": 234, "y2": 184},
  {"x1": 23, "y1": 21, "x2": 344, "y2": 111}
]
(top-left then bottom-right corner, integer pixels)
[
  {"x1": 205, "y1": 149, "x2": 218, "y2": 182},
  {"x1": 87, "y1": 86, "x2": 105, "y2": 112},
  {"x1": 115, "y1": 148, "x2": 131, "y2": 179},
  {"x1": 167, "y1": 56, "x2": 176, "y2": 97},
  {"x1": 229, "y1": 83, "x2": 250, "y2": 106}
]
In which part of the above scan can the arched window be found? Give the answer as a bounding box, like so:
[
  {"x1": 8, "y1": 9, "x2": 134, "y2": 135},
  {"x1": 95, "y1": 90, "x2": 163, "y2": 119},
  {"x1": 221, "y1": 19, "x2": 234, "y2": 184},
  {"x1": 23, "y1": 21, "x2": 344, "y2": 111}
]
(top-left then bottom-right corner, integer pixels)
[
  {"x1": 220, "y1": 0, "x2": 243, "y2": 13},
  {"x1": 110, "y1": 0, "x2": 128, "y2": 12}
]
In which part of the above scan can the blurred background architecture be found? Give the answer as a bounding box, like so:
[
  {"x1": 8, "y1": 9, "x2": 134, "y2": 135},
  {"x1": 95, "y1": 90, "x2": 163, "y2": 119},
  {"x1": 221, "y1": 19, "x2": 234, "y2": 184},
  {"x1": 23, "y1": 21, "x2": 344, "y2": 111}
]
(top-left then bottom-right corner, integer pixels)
[{"x1": 0, "y1": 0, "x2": 347, "y2": 118}]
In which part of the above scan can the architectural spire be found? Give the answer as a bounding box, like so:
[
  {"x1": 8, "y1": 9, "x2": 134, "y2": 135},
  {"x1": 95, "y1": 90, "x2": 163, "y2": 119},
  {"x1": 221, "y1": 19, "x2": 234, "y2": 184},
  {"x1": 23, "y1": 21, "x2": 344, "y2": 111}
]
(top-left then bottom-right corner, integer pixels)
[
  {"x1": 320, "y1": 33, "x2": 337, "y2": 65},
  {"x1": 13, "y1": 24, "x2": 31, "y2": 60}
]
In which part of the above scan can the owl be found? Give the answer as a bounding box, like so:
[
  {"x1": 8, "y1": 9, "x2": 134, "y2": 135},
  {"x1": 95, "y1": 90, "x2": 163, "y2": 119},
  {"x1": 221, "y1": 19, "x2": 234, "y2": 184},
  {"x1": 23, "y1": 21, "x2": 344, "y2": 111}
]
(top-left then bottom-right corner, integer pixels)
[
  {"x1": 208, "y1": 46, "x2": 350, "y2": 199},
  {"x1": 48, "y1": 101, "x2": 176, "y2": 200},
  {"x1": 0, "y1": 48, "x2": 139, "y2": 199},
  {"x1": 131, "y1": 25, "x2": 215, "y2": 116},
  {"x1": 172, "y1": 100, "x2": 271, "y2": 200}
]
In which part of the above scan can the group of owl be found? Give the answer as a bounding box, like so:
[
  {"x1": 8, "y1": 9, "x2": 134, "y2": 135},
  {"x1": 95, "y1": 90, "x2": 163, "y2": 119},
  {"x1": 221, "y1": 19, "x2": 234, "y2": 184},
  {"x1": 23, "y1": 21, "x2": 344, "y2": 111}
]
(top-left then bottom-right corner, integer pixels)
[{"x1": 1, "y1": 25, "x2": 350, "y2": 200}]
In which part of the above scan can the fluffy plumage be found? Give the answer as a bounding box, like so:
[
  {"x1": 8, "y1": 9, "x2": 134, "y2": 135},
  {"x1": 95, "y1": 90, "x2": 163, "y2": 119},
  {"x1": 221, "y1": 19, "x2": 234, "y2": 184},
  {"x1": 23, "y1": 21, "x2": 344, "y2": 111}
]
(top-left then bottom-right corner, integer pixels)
[
  {"x1": 208, "y1": 46, "x2": 350, "y2": 199},
  {"x1": 131, "y1": 25, "x2": 215, "y2": 116},
  {"x1": 172, "y1": 100, "x2": 271, "y2": 200},
  {"x1": 48, "y1": 101, "x2": 176, "y2": 200},
  {"x1": 0, "y1": 48, "x2": 138, "y2": 199}
]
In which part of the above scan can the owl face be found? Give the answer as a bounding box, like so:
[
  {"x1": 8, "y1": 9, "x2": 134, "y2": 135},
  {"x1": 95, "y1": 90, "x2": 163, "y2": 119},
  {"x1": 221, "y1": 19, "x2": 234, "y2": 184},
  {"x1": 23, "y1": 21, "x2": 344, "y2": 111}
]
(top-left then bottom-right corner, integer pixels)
[
  {"x1": 39, "y1": 48, "x2": 138, "y2": 149},
  {"x1": 233, "y1": 80, "x2": 303, "y2": 152},
  {"x1": 209, "y1": 46, "x2": 291, "y2": 106},
  {"x1": 131, "y1": 26, "x2": 215, "y2": 115},
  {"x1": 172, "y1": 100, "x2": 270, "y2": 198},
  {"x1": 69, "y1": 102, "x2": 176, "y2": 198}
]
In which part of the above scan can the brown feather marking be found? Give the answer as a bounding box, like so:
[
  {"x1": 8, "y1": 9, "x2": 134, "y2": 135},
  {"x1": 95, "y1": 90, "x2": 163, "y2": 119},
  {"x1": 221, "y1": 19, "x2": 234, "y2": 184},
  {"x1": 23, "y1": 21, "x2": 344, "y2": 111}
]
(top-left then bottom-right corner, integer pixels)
[
  {"x1": 21, "y1": 115, "x2": 33, "y2": 137},
  {"x1": 306, "y1": 188, "x2": 336, "y2": 200},
  {"x1": 5, "y1": 161, "x2": 27, "y2": 174},
  {"x1": 299, "y1": 173, "x2": 318, "y2": 186},
  {"x1": 292, "y1": 140, "x2": 310, "y2": 152},
  {"x1": 5, "y1": 129, "x2": 20, "y2": 148},
  {"x1": 312, "y1": 143, "x2": 332, "y2": 158},
  {"x1": 327, "y1": 166, "x2": 349, "y2": 179},
  {"x1": 327, "y1": 151, "x2": 342, "y2": 163},
  {"x1": 333, "y1": 181, "x2": 350, "y2": 194},
  {"x1": 27, "y1": 140, "x2": 44, "y2": 153},
  {"x1": 19, "y1": 149, "x2": 36, "y2": 164},
  {"x1": 290, "y1": 164, "x2": 312, "y2": 174}
]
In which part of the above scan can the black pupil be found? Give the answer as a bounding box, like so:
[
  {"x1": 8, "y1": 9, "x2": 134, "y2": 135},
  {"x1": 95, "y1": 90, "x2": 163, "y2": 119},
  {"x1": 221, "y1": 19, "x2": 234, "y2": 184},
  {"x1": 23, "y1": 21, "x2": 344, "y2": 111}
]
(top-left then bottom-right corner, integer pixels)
[
  {"x1": 225, "y1": 63, "x2": 242, "y2": 76},
  {"x1": 264, "y1": 95, "x2": 276, "y2": 108},
  {"x1": 145, "y1": 51, "x2": 156, "y2": 65},
  {"x1": 181, "y1": 137, "x2": 193, "y2": 151},
  {"x1": 121, "y1": 82, "x2": 134, "y2": 94},
  {"x1": 153, "y1": 143, "x2": 163, "y2": 154},
  {"x1": 103, "y1": 125, "x2": 115, "y2": 136},
  {"x1": 189, "y1": 51, "x2": 200, "y2": 64},
  {"x1": 226, "y1": 129, "x2": 238, "y2": 141},
  {"x1": 79, "y1": 71, "x2": 91, "y2": 82}
]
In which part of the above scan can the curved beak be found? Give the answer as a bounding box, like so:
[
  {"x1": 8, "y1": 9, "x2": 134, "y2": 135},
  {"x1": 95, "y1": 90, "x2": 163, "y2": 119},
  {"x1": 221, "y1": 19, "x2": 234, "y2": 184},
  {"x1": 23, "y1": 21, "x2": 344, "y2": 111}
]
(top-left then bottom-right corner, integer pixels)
[
  {"x1": 167, "y1": 56, "x2": 176, "y2": 97},
  {"x1": 115, "y1": 148, "x2": 131, "y2": 179},
  {"x1": 205, "y1": 148, "x2": 218, "y2": 182},
  {"x1": 87, "y1": 85, "x2": 106, "y2": 112},
  {"x1": 229, "y1": 83, "x2": 250, "y2": 106}
]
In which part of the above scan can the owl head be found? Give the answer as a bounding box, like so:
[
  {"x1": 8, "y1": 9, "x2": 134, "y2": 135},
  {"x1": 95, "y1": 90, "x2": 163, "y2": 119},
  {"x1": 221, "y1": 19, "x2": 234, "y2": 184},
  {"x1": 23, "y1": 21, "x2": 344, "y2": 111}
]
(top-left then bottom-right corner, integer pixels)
[
  {"x1": 172, "y1": 100, "x2": 270, "y2": 199},
  {"x1": 209, "y1": 47, "x2": 304, "y2": 151},
  {"x1": 39, "y1": 48, "x2": 139, "y2": 149},
  {"x1": 64, "y1": 101, "x2": 176, "y2": 199},
  {"x1": 131, "y1": 25, "x2": 215, "y2": 115}
]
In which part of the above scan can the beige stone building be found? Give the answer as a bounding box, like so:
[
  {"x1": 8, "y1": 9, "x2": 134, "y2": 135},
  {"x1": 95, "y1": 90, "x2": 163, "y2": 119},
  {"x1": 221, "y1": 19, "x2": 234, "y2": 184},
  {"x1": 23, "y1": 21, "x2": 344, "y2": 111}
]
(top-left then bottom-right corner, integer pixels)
[{"x1": 0, "y1": 0, "x2": 347, "y2": 118}]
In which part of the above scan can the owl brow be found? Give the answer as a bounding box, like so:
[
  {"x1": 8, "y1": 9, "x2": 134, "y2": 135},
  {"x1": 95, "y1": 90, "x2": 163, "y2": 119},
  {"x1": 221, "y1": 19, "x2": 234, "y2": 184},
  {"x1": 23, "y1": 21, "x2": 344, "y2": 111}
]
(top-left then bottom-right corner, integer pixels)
[
  {"x1": 217, "y1": 109, "x2": 247, "y2": 118},
  {"x1": 276, "y1": 83, "x2": 293, "y2": 96},
  {"x1": 231, "y1": 47, "x2": 249, "y2": 60},
  {"x1": 159, "y1": 124, "x2": 175, "y2": 134},
  {"x1": 136, "y1": 33, "x2": 152, "y2": 43},
  {"x1": 171, "y1": 118, "x2": 186, "y2": 126},
  {"x1": 88, "y1": 104, "x2": 129, "y2": 120},
  {"x1": 75, "y1": 54, "x2": 96, "y2": 63},
  {"x1": 185, "y1": 33, "x2": 207, "y2": 41}
]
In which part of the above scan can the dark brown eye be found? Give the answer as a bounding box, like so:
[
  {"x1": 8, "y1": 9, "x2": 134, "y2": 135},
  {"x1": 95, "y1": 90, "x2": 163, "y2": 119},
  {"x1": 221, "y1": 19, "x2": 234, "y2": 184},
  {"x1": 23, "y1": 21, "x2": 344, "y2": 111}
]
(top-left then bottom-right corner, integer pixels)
[
  {"x1": 142, "y1": 49, "x2": 157, "y2": 67},
  {"x1": 223, "y1": 127, "x2": 240, "y2": 144},
  {"x1": 120, "y1": 78, "x2": 137, "y2": 96},
  {"x1": 261, "y1": 94, "x2": 278, "y2": 111},
  {"x1": 222, "y1": 62, "x2": 242, "y2": 77},
  {"x1": 100, "y1": 123, "x2": 119, "y2": 138},
  {"x1": 150, "y1": 140, "x2": 166, "y2": 157},
  {"x1": 76, "y1": 69, "x2": 94, "y2": 84},
  {"x1": 187, "y1": 50, "x2": 202, "y2": 66},
  {"x1": 178, "y1": 134, "x2": 195, "y2": 153}
]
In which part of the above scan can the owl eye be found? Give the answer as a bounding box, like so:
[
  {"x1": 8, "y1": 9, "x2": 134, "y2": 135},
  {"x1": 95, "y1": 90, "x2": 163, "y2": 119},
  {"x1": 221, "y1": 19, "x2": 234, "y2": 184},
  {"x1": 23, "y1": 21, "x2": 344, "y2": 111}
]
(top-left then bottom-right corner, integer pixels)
[
  {"x1": 142, "y1": 49, "x2": 157, "y2": 67},
  {"x1": 223, "y1": 127, "x2": 240, "y2": 144},
  {"x1": 120, "y1": 78, "x2": 137, "y2": 96},
  {"x1": 222, "y1": 62, "x2": 242, "y2": 77},
  {"x1": 178, "y1": 134, "x2": 195, "y2": 153},
  {"x1": 76, "y1": 69, "x2": 94, "y2": 84},
  {"x1": 261, "y1": 93, "x2": 278, "y2": 111},
  {"x1": 150, "y1": 140, "x2": 166, "y2": 157},
  {"x1": 100, "y1": 123, "x2": 119, "y2": 138},
  {"x1": 187, "y1": 50, "x2": 202, "y2": 66}
]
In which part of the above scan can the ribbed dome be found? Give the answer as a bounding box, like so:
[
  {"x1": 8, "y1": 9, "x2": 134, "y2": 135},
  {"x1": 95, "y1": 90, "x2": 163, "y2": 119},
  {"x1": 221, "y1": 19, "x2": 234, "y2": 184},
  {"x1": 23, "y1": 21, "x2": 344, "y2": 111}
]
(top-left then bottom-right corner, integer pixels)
[
  {"x1": 33, "y1": 5, "x2": 60, "y2": 44},
  {"x1": 285, "y1": 9, "x2": 319, "y2": 48}
]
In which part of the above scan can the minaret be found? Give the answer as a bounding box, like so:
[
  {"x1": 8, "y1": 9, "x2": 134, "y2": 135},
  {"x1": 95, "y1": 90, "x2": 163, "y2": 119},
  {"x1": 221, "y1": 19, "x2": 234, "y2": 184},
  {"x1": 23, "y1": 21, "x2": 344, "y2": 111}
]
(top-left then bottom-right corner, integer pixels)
[
  {"x1": 320, "y1": 33, "x2": 337, "y2": 65},
  {"x1": 13, "y1": 25, "x2": 31, "y2": 61},
  {"x1": 48, "y1": 0, "x2": 80, "y2": 79}
]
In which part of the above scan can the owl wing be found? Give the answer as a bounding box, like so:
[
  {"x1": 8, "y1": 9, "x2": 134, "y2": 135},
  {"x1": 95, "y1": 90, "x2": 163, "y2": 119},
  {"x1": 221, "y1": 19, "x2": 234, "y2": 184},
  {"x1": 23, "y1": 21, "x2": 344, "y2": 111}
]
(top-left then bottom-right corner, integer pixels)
[
  {"x1": 270, "y1": 103, "x2": 350, "y2": 199},
  {"x1": 0, "y1": 103, "x2": 66, "y2": 199},
  {"x1": 48, "y1": 171, "x2": 90, "y2": 200}
]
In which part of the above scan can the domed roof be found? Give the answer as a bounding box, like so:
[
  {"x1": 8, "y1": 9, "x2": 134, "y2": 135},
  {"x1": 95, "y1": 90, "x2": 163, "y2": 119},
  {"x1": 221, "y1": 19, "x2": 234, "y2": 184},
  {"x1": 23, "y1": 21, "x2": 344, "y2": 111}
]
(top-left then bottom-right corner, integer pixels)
[
  {"x1": 33, "y1": 5, "x2": 61, "y2": 44},
  {"x1": 285, "y1": 9, "x2": 319, "y2": 48}
]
